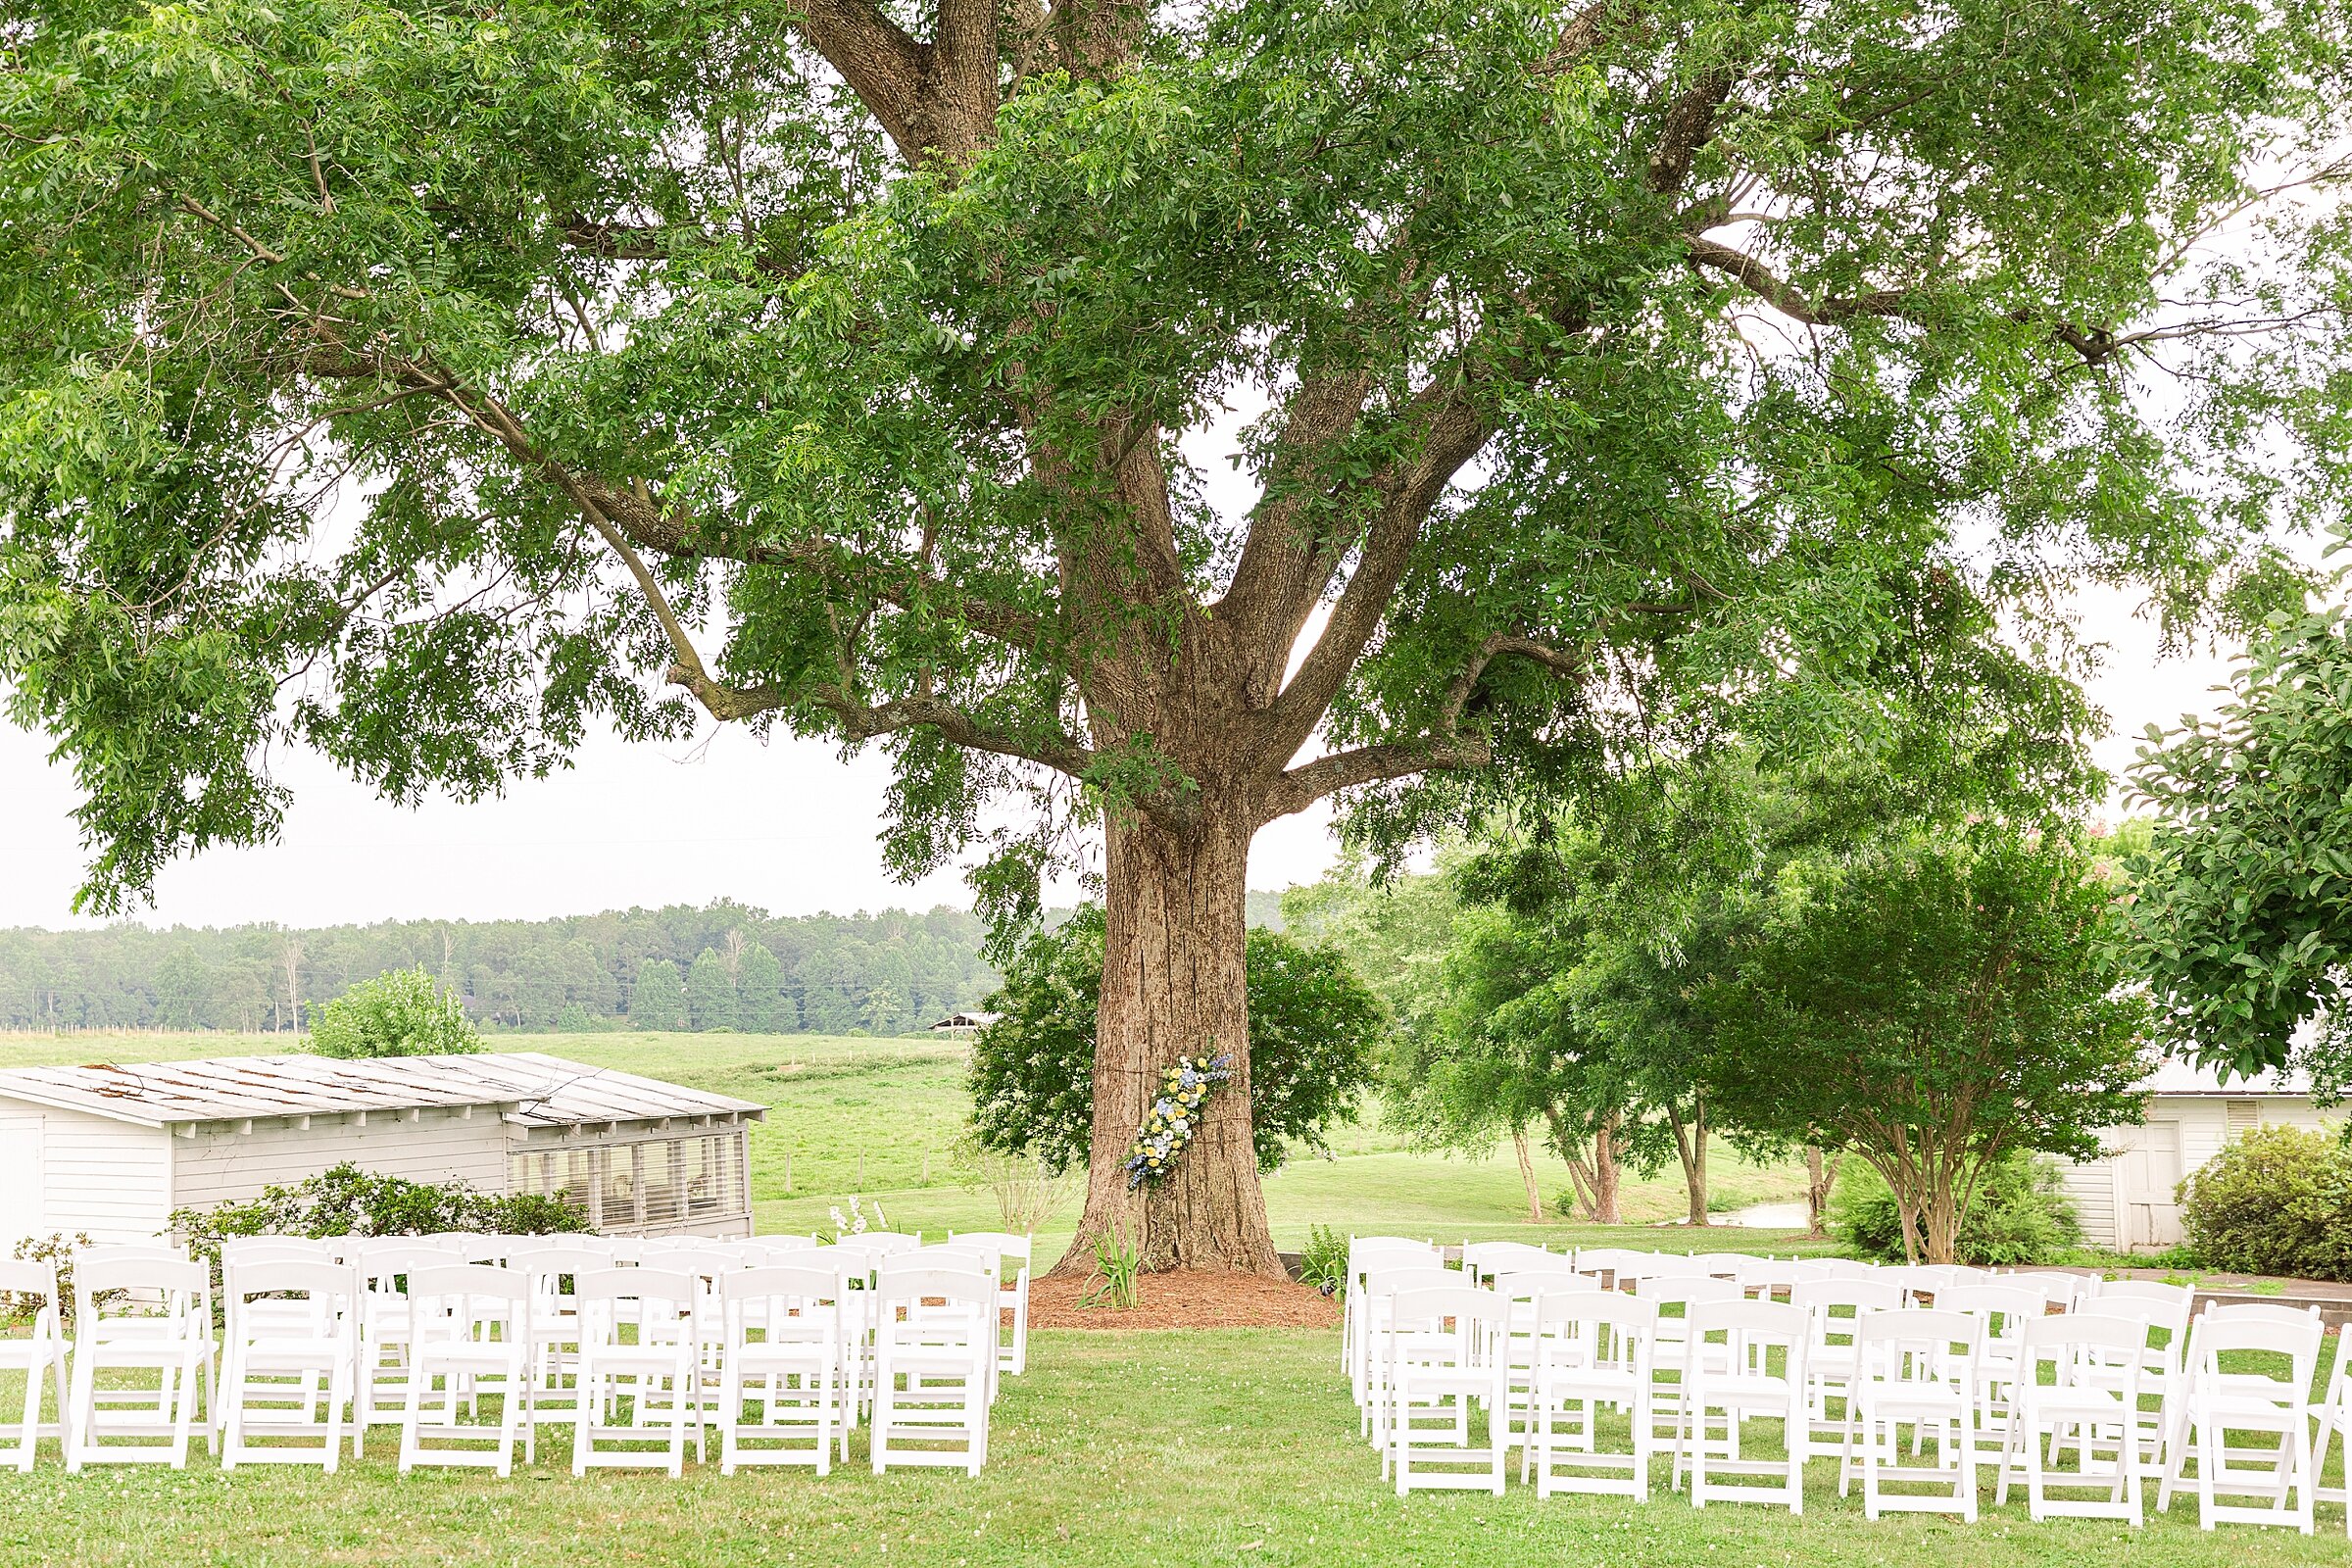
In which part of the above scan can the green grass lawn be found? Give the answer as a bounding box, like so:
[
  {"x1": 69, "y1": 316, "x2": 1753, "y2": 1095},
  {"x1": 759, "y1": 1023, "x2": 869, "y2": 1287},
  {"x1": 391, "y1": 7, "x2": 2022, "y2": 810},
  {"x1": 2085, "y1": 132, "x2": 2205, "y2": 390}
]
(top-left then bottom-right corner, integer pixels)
[
  {"x1": 0, "y1": 1029, "x2": 1825, "y2": 1268},
  {"x1": 2, "y1": 1329, "x2": 2347, "y2": 1567}
]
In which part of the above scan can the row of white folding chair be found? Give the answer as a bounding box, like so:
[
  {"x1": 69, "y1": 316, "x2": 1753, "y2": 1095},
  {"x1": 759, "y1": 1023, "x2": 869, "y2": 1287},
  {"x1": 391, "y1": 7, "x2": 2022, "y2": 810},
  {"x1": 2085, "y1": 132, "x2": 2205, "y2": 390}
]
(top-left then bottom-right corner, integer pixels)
[
  {"x1": 218, "y1": 1255, "x2": 985, "y2": 1477},
  {"x1": 1463, "y1": 1282, "x2": 2315, "y2": 1532}
]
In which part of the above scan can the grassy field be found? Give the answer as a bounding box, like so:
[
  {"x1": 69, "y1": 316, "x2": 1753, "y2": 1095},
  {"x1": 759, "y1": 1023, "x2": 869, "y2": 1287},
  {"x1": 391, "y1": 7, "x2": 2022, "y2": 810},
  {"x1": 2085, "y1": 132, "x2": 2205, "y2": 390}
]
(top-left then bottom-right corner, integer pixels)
[
  {"x1": 0, "y1": 1029, "x2": 1819, "y2": 1265},
  {"x1": 3, "y1": 1030, "x2": 2341, "y2": 1566},
  {"x1": 3, "y1": 1331, "x2": 2349, "y2": 1567}
]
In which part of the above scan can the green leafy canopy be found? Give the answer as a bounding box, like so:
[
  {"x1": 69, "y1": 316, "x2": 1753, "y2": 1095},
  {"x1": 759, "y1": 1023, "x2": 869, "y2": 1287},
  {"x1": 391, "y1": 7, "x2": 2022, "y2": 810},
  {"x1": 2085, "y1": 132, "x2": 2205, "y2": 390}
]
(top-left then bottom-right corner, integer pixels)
[{"x1": 1, "y1": 0, "x2": 2347, "y2": 931}]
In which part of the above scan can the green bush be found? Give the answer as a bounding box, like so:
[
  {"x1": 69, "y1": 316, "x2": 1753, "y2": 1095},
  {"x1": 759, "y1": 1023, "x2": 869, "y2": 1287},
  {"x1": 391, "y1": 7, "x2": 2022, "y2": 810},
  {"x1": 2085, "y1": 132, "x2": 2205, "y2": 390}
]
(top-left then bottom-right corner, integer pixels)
[
  {"x1": 1298, "y1": 1224, "x2": 1349, "y2": 1298},
  {"x1": 310, "y1": 966, "x2": 482, "y2": 1058},
  {"x1": 170, "y1": 1161, "x2": 588, "y2": 1273},
  {"x1": 2, "y1": 1232, "x2": 105, "y2": 1324},
  {"x1": 1833, "y1": 1152, "x2": 2081, "y2": 1265},
  {"x1": 2180, "y1": 1124, "x2": 2352, "y2": 1281}
]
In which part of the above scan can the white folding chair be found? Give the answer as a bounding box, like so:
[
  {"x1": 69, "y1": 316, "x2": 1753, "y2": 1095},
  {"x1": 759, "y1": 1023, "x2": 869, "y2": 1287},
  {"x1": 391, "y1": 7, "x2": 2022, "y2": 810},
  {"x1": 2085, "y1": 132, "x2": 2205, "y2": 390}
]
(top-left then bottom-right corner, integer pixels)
[
  {"x1": 1635, "y1": 1275, "x2": 1740, "y2": 1437},
  {"x1": 1493, "y1": 1266, "x2": 1602, "y2": 1460},
  {"x1": 1671, "y1": 1298, "x2": 1810, "y2": 1512},
  {"x1": 399, "y1": 1264, "x2": 535, "y2": 1476},
  {"x1": 1997, "y1": 1312, "x2": 2147, "y2": 1525},
  {"x1": 0, "y1": 1259, "x2": 71, "y2": 1471},
  {"x1": 571, "y1": 1267, "x2": 701, "y2": 1476},
  {"x1": 1938, "y1": 1282, "x2": 2047, "y2": 1455},
  {"x1": 1529, "y1": 1293, "x2": 1657, "y2": 1500},
  {"x1": 1344, "y1": 1239, "x2": 1442, "y2": 1401},
  {"x1": 856, "y1": 1232, "x2": 925, "y2": 1256},
  {"x1": 65, "y1": 1254, "x2": 214, "y2": 1471},
  {"x1": 1845, "y1": 1307, "x2": 1984, "y2": 1521},
  {"x1": 1385, "y1": 1284, "x2": 1507, "y2": 1495},
  {"x1": 943, "y1": 1231, "x2": 1034, "y2": 1377},
  {"x1": 1459, "y1": 1241, "x2": 1554, "y2": 1284},
  {"x1": 718, "y1": 1264, "x2": 841, "y2": 1475},
  {"x1": 352, "y1": 1243, "x2": 447, "y2": 1453},
  {"x1": 869, "y1": 1261, "x2": 993, "y2": 1475},
  {"x1": 1999, "y1": 1269, "x2": 2090, "y2": 1310},
  {"x1": 2085, "y1": 1278, "x2": 2193, "y2": 1464},
  {"x1": 1737, "y1": 1256, "x2": 1804, "y2": 1300},
  {"x1": 510, "y1": 1241, "x2": 615, "y2": 1419},
  {"x1": 1568, "y1": 1247, "x2": 1645, "y2": 1292},
  {"x1": 1359, "y1": 1265, "x2": 1460, "y2": 1450},
  {"x1": 1791, "y1": 1278, "x2": 1904, "y2": 1448},
  {"x1": 2159, "y1": 1303, "x2": 2323, "y2": 1532},
  {"x1": 219, "y1": 1259, "x2": 359, "y2": 1472}
]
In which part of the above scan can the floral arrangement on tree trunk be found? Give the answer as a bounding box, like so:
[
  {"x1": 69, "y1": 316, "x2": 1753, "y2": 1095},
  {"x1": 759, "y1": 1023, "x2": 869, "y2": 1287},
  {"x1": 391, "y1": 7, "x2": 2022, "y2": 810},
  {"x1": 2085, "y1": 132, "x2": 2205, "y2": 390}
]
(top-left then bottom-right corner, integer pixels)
[{"x1": 1124, "y1": 1053, "x2": 1233, "y2": 1189}]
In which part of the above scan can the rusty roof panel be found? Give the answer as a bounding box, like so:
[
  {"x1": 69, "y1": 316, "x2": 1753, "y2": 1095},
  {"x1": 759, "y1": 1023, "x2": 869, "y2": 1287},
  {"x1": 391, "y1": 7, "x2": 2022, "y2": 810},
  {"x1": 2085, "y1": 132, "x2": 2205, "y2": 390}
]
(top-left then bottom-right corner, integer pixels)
[{"x1": 0, "y1": 1052, "x2": 766, "y2": 1129}]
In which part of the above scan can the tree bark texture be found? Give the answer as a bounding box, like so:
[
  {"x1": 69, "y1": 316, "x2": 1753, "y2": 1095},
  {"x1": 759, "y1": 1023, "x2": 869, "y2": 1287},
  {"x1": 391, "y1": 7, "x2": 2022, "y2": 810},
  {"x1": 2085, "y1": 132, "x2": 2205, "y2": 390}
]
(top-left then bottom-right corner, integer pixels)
[
  {"x1": 1512, "y1": 1128, "x2": 1545, "y2": 1224},
  {"x1": 1803, "y1": 1144, "x2": 1841, "y2": 1239},
  {"x1": 1667, "y1": 1096, "x2": 1709, "y2": 1228},
  {"x1": 1053, "y1": 807, "x2": 1285, "y2": 1278}
]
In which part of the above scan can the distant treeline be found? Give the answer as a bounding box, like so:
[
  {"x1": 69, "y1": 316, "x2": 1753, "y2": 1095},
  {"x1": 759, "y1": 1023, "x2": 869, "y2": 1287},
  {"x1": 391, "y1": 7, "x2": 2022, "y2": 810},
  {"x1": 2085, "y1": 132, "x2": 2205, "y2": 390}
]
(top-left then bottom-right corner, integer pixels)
[{"x1": 0, "y1": 891, "x2": 1288, "y2": 1036}]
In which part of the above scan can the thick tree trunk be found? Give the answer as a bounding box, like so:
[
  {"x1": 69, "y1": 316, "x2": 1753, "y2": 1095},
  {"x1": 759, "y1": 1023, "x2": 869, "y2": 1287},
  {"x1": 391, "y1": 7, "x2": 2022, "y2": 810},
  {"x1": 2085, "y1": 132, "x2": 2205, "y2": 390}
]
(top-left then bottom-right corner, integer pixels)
[
  {"x1": 1512, "y1": 1127, "x2": 1545, "y2": 1223},
  {"x1": 1052, "y1": 806, "x2": 1284, "y2": 1279},
  {"x1": 1592, "y1": 1111, "x2": 1624, "y2": 1225}
]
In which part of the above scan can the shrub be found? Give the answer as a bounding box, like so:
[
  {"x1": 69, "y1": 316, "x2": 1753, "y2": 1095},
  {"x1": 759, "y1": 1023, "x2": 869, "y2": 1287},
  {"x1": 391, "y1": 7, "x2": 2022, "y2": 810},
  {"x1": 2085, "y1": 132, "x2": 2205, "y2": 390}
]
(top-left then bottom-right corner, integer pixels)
[
  {"x1": 2180, "y1": 1124, "x2": 2352, "y2": 1280},
  {"x1": 310, "y1": 966, "x2": 482, "y2": 1058},
  {"x1": 2, "y1": 1232, "x2": 105, "y2": 1324},
  {"x1": 1833, "y1": 1152, "x2": 2081, "y2": 1265},
  {"x1": 170, "y1": 1161, "x2": 588, "y2": 1272},
  {"x1": 1299, "y1": 1224, "x2": 1349, "y2": 1298}
]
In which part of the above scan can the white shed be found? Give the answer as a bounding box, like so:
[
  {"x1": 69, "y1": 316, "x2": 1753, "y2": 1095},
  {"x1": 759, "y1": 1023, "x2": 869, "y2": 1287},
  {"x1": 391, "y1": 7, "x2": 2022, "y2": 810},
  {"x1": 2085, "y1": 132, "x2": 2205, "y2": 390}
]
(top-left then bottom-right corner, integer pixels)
[
  {"x1": 2060, "y1": 1061, "x2": 2339, "y2": 1251},
  {"x1": 0, "y1": 1051, "x2": 766, "y2": 1251}
]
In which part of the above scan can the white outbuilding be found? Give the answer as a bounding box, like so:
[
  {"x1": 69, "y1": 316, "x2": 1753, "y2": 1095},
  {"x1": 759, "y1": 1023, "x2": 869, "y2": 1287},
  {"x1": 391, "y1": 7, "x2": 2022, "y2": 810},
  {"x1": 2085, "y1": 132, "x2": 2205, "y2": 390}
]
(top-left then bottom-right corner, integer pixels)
[
  {"x1": 2059, "y1": 1061, "x2": 2340, "y2": 1252},
  {"x1": 0, "y1": 1051, "x2": 766, "y2": 1250}
]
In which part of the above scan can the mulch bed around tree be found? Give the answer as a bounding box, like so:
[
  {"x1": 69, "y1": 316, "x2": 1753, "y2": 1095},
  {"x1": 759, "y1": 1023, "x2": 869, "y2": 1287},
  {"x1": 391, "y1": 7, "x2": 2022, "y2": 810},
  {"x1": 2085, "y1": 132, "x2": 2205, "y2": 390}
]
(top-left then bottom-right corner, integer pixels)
[{"x1": 1029, "y1": 1268, "x2": 1342, "y2": 1330}]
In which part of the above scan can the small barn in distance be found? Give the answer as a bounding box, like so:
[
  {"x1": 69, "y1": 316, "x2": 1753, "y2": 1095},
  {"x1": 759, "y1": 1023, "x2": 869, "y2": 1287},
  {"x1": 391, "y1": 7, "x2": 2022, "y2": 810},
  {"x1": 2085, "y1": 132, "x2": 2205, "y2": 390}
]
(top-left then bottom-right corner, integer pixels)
[
  {"x1": 0, "y1": 1052, "x2": 766, "y2": 1250},
  {"x1": 2058, "y1": 1062, "x2": 2339, "y2": 1252}
]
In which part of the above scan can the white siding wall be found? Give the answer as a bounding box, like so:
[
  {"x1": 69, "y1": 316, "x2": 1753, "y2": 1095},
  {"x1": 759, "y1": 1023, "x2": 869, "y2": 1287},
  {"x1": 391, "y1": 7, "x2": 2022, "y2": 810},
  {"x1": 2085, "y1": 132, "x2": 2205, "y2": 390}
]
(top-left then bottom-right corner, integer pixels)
[
  {"x1": 2058, "y1": 1145, "x2": 2117, "y2": 1249},
  {"x1": 30, "y1": 1108, "x2": 173, "y2": 1245},
  {"x1": 172, "y1": 1108, "x2": 509, "y2": 1212},
  {"x1": 2067, "y1": 1095, "x2": 2345, "y2": 1250},
  {"x1": 0, "y1": 1110, "x2": 44, "y2": 1250}
]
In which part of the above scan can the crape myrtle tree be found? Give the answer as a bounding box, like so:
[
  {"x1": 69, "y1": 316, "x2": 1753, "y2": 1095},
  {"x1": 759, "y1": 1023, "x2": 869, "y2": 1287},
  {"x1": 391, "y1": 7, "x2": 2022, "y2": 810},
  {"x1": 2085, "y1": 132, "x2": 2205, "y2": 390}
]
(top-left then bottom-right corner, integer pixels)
[
  {"x1": 1702, "y1": 825, "x2": 2154, "y2": 1264},
  {"x1": 3, "y1": 2, "x2": 2348, "y2": 1274}
]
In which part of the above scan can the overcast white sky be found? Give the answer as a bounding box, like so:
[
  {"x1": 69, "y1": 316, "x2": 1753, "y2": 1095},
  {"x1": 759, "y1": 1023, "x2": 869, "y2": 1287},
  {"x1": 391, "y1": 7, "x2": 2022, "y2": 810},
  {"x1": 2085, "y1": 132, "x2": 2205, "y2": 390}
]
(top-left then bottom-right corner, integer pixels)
[{"x1": 0, "y1": 580, "x2": 2241, "y2": 933}]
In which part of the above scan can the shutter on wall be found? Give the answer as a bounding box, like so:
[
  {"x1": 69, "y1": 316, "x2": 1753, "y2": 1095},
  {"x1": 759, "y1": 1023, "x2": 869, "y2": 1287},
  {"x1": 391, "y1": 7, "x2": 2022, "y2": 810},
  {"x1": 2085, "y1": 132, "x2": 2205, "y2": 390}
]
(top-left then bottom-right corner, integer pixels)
[{"x1": 2226, "y1": 1100, "x2": 2261, "y2": 1135}]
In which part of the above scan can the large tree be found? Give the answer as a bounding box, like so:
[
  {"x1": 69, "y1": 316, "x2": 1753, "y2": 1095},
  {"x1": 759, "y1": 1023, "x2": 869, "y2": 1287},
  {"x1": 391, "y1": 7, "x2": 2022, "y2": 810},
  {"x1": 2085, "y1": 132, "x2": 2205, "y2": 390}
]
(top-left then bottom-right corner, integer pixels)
[{"x1": 2, "y1": 0, "x2": 2345, "y2": 1274}]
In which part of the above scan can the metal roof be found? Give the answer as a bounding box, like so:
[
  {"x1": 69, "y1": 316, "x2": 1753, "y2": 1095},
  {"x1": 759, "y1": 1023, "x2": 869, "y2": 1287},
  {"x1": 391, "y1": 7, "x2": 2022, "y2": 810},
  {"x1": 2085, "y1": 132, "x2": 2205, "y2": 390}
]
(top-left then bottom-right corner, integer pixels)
[
  {"x1": 0, "y1": 1052, "x2": 767, "y2": 1130},
  {"x1": 2143, "y1": 1059, "x2": 2313, "y2": 1098}
]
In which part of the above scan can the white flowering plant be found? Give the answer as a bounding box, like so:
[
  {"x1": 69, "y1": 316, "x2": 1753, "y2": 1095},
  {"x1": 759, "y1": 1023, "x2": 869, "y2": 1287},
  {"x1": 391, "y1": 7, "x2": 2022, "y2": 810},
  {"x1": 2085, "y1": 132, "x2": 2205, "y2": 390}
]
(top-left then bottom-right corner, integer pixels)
[
  {"x1": 828, "y1": 1194, "x2": 888, "y2": 1239},
  {"x1": 1122, "y1": 1053, "x2": 1233, "y2": 1189}
]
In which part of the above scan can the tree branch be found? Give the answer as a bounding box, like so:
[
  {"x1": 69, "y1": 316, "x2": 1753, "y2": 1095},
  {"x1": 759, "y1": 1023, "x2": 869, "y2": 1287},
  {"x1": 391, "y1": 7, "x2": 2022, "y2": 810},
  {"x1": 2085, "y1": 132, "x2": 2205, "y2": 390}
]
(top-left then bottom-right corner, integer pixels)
[
  {"x1": 1259, "y1": 632, "x2": 1586, "y2": 819},
  {"x1": 1684, "y1": 236, "x2": 1908, "y2": 325},
  {"x1": 814, "y1": 689, "x2": 1096, "y2": 778},
  {"x1": 790, "y1": 1, "x2": 930, "y2": 161}
]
